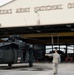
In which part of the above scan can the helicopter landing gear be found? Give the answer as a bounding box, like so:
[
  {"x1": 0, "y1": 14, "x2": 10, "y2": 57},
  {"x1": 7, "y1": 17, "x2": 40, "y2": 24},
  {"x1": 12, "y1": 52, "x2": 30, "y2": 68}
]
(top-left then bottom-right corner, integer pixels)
[
  {"x1": 8, "y1": 63, "x2": 12, "y2": 68},
  {"x1": 29, "y1": 62, "x2": 33, "y2": 67}
]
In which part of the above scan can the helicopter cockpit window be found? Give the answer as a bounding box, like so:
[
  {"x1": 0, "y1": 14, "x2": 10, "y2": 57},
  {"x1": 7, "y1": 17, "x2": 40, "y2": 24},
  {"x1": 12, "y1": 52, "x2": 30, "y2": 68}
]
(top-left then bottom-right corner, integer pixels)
[{"x1": 0, "y1": 46, "x2": 9, "y2": 50}]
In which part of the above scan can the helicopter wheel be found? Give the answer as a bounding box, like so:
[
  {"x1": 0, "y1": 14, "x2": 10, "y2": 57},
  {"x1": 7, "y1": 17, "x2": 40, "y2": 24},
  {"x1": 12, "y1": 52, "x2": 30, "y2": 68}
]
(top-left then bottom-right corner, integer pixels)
[
  {"x1": 8, "y1": 63, "x2": 12, "y2": 68},
  {"x1": 29, "y1": 62, "x2": 33, "y2": 67}
]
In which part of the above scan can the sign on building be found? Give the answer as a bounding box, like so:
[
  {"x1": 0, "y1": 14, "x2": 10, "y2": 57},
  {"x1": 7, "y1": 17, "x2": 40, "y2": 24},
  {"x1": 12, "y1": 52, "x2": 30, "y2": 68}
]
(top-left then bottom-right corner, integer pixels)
[{"x1": 0, "y1": 0, "x2": 74, "y2": 28}]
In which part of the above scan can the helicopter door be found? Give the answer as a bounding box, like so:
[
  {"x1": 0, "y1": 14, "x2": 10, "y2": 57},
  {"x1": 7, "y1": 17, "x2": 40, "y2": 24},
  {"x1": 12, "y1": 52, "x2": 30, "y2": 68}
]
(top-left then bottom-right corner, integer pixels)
[{"x1": 22, "y1": 48, "x2": 26, "y2": 61}]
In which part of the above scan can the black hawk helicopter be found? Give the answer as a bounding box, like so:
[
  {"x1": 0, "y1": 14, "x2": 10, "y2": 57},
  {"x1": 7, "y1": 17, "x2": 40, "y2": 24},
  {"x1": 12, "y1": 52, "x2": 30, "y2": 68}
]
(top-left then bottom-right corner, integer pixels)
[{"x1": 0, "y1": 35, "x2": 34, "y2": 67}]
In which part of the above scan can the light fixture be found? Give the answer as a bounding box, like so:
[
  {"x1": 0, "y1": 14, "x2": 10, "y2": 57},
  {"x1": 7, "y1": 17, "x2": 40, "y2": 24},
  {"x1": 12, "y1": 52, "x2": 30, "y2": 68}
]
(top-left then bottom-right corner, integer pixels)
[
  {"x1": 66, "y1": 25, "x2": 71, "y2": 27},
  {"x1": 1, "y1": 38, "x2": 8, "y2": 41},
  {"x1": 28, "y1": 27, "x2": 33, "y2": 29},
  {"x1": 71, "y1": 29, "x2": 74, "y2": 31},
  {"x1": 36, "y1": 30, "x2": 41, "y2": 32}
]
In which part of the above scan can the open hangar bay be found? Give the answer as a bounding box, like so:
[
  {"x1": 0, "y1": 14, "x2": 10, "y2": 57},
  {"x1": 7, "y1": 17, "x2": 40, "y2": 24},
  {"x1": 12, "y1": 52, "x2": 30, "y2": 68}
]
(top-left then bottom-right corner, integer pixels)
[
  {"x1": 0, "y1": 24, "x2": 74, "y2": 63},
  {"x1": 0, "y1": 24, "x2": 74, "y2": 75}
]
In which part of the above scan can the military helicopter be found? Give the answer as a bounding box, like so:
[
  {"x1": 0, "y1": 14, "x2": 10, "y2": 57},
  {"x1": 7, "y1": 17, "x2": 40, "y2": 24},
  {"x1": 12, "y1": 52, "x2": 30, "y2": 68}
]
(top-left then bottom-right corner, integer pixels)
[{"x1": 0, "y1": 35, "x2": 34, "y2": 67}]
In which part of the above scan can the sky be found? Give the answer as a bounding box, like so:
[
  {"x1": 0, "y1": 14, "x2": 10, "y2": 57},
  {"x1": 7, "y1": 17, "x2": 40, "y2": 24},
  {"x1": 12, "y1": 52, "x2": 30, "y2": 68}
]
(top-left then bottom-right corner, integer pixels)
[{"x1": 0, "y1": 0, "x2": 13, "y2": 6}]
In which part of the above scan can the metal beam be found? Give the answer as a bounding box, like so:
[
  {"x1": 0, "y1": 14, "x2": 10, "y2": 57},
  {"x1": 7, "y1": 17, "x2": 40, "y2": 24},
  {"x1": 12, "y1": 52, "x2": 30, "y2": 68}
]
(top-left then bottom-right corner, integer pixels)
[{"x1": 20, "y1": 32, "x2": 74, "y2": 38}]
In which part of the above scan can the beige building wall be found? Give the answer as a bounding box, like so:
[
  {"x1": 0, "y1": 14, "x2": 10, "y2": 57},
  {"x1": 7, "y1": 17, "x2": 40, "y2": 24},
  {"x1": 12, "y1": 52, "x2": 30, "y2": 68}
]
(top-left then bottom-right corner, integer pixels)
[{"x1": 0, "y1": 0, "x2": 74, "y2": 28}]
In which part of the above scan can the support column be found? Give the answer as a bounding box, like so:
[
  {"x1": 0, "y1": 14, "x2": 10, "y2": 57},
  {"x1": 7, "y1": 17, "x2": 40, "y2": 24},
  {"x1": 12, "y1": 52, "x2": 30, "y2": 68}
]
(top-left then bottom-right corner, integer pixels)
[{"x1": 51, "y1": 35, "x2": 54, "y2": 51}]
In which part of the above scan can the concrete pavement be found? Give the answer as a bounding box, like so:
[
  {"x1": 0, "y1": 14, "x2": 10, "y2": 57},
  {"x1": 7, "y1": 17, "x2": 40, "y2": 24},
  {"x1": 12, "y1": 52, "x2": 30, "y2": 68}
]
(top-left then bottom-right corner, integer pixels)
[{"x1": 0, "y1": 63, "x2": 74, "y2": 75}]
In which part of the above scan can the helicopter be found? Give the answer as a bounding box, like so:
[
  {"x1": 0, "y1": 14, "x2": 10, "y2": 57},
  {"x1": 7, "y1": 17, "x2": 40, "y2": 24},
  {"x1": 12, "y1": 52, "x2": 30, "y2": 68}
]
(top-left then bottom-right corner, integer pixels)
[{"x1": 0, "y1": 35, "x2": 34, "y2": 67}]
